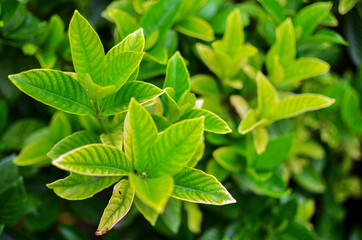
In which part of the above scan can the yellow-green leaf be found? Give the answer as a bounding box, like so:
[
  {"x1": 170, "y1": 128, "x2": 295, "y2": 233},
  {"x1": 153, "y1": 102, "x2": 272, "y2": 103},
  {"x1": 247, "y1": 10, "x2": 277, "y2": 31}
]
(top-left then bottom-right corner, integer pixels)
[
  {"x1": 47, "y1": 173, "x2": 120, "y2": 200},
  {"x1": 96, "y1": 179, "x2": 135, "y2": 236},
  {"x1": 52, "y1": 144, "x2": 131, "y2": 176}
]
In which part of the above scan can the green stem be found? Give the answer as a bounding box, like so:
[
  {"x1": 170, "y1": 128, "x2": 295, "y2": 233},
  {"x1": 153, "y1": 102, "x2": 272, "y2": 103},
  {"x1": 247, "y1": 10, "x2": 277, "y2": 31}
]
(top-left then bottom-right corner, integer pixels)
[
  {"x1": 92, "y1": 99, "x2": 109, "y2": 134},
  {"x1": 92, "y1": 99, "x2": 118, "y2": 147}
]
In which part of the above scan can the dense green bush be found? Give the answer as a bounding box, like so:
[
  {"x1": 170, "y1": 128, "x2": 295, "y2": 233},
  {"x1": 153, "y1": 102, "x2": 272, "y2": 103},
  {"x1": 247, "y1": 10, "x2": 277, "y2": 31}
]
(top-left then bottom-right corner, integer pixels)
[{"x1": 0, "y1": 0, "x2": 361, "y2": 239}]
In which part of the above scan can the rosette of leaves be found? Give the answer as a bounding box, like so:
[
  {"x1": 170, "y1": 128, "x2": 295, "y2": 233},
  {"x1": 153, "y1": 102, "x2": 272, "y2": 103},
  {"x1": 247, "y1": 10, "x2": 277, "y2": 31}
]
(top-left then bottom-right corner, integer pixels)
[
  {"x1": 196, "y1": 8, "x2": 258, "y2": 89},
  {"x1": 102, "y1": 0, "x2": 214, "y2": 66},
  {"x1": 236, "y1": 72, "x2": 335, "y2": 154},
  {"x1": 47, "y1": 99, "x2": 235, "y2": 235},
  {"x1": 8, "y1": 10, "x2": 235, "y2": 235},
  {"x1": 8, "y1": 10, "x2": 162, "y2": 166}
]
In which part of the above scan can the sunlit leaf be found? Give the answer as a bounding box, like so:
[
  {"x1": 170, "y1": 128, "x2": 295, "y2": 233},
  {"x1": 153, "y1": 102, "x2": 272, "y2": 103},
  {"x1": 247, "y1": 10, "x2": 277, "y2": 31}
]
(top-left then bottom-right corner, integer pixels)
[
  {"x1": 130, "y1": 174, "x2": 173, "y2": 213},
  {"x1": 172, "y1": 167, "x2": 236, "y2": 205},
  {"x1": 96, "y1": 179, "x2": 135, "y2": 235},
  {"x1": 47, "y1": 173, "x2": 120, "y2": 200},
  {"x1": 9, "y1": 70, "x2": 94, "y2": 115},
  {"x1": 147, "y1": 118, "x2": 204, "y2": 177},
  {"x1": 52, "y1": 144, "x2": 131, "y2": 176}
]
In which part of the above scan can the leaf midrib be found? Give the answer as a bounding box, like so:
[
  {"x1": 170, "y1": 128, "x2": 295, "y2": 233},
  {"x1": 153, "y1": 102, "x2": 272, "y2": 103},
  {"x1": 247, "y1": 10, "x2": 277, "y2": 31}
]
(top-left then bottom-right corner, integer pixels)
[{"x1": 13, "y1": 77, "x2": 93, "y2": 114}]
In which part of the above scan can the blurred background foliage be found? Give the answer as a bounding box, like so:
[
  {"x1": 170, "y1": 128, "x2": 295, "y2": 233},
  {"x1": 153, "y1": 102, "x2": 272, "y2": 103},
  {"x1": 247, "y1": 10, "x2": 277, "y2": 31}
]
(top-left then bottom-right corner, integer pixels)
[{"x1": 0, "y1": 0, "x2": 361, "y2": 239}]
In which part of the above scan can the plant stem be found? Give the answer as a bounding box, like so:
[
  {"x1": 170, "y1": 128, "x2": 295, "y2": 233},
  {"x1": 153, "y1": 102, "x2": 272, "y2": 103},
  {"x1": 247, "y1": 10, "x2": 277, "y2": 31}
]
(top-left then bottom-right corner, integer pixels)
[{"x1": 92, "y1": 99, "x2": 109, "y2": 134}]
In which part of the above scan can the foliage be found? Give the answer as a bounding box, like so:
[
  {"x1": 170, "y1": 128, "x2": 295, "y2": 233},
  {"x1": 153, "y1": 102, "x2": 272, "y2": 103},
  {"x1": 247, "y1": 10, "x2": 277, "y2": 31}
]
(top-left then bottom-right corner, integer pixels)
[{"x1": 0, "y1": 0, "x2": 361, "y2": 239}]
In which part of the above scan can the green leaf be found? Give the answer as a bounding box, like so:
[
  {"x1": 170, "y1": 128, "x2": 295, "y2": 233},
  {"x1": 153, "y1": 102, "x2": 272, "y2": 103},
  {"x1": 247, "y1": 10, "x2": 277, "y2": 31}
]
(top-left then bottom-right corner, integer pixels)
[
  {"x1": 96, "y1": 179, "x2": 135, "y2": 236},
  {"x1": 270, "y1": 94, "x2": 335, "y2": 122},
  {"x1": 252, "y1": 127, "x2": 269, "y2": 155},
  {"x1": 48, "y1": 131, "x2": 101, "y2": 159},
  {"x1": 100, "y1": 127, "x2": 123, "y2": 149},
  {"x1": 101, "y1": 81, "x2": 164, "y2": 116},
  {"x1": 214, "y1": 8, "x2": 244, "y2": 57},
  {"x1": 238, "y1": 109, "x2": 268, "y2": 134},
  {"x1": 184, "y1": 202, "x2": 202, "y2": 234},
  {"x1": 14, "y1": 137, "x2": 55, "y2": 166},
  {"x1": 47, "y1": 173, "x2": 120, "y2": 200},
  {"x1": 103, "y1": 51, "x2": 144, "y2": 93},
  {"x1": 266, "y1": 18, "x2": 295, "y2": 73},
  {"x1": 49, "y1": 112, "x2": 72, "y2": 142},
  {"x1": 159, "y1": 198, "x2": 182, "y2": 234},
  {"x1": 284, "y1": 58, "x2": 330, "y2": 83},
  {"x1": 3, "y1": 119, "x2": 45, "y2": 150},
  {"x1": 206, "y1": 159, "x2": 230, "y2": 182},
  {"x1": 162, "y1": 88, "x2": 182, "y2": 123},
  {"x1": 9, "y1": 70, "x2": 94, "y2": 115},
  {"x1": 140, "y1": 0, "x2": 181, "y2": 40},
  {"x1": 124, "y1": 99, "x2": 158, "y2": 172},
  {"x1": 0, "y1": 177, "x2": 26, "y2": 226},
  {"x1": 0, "y1": 155, "x2": 18, "y2": 189},
  {"x1": 163, "y1": 52, "x2": 190, "y2": 101},
  {"x1": 294, "y1": 2, "x2": 332, "y2": 40},
  {"x1": 52, "y1": 144, "x2": 131, "y2": 176},
  {"x1": 134, "y1": 196, "x2": 159, "y2": 225},
  {"x1": 339, "y1": 0, "x2": 360, "y2": 14},
  {"x1": 190, "y1": 74, "x2": 220, "y2": 96},
  {"x1": 233, "y1": 170, "x2": 291, "y2": 198},
  {"x1": 344, "y1": 8, "x2": 362, "y2": 66},
  {"x1": 172, "y1": 167, "x2": 236, "y2": 205},
  {"x1": 175, "y1": 16, "x2": 214, "y2": 41},
  {"x1": 147, "y1": 118, "x2": 204, "y2": 177},
  {"x1": 69, "y1": 10, "x2": 104, "y2": 86},
  {"x1": 196, "y1": 43, "x2": 222, "y2": 79},
  {"x1": 107, "y1": 9, "x2": 139, "y2": 40},
  {"x1": 130, "y1": 174, "x2": 173, "y2": 213},
  {"x1": 250, "y1": 133, "x2": 294, "y2": 170},
  {"x1": 40, "y1": 14, "x2": 64, "y2": 51},
  {"x1": 107, "y1": 28, "x2": 145, "y2": 54},
  {"x1": 293, "y1": 167, "x2": 326, "y2": 193},
  {"x1": 257, "y1": 72, "x2": 279, "y2": 118},
  {"x1": 213, "y1": 146, "x2": 243, "y2": 172},
  {"x1": 257, "y1": 0, "x2": 286, "y2": 24},
  {"x1": 180, "y1": 109, "x2": 230, "y2": 134}
]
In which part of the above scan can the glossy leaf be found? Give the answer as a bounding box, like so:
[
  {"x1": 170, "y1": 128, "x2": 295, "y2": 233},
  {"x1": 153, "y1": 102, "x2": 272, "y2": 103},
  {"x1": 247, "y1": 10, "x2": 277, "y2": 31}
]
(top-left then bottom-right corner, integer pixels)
[
  {"x1": 257, "y1": 0, "x2": 286, "y2": 24},
  {"x1": 163, "y1": 52, "x2": 190, "y2": 101},
  {"x1": 9, "y1": 70, "x2": 94, "y2": 115},
  {"x1": 134, "y1": 196, "x2": 159, "y2": 225},
  {"x1": 238, "y1": 109, "x2": 267, "y2": 134},
  {"x1": 140, "y1": 0, "x2": 181, "y2": 40},
  {"x1": 252, "y1": 127, "x2": 269, "y2": 155},
  {"x1": 147, "y1": 118, "x2": 204, "y2": 177},
  {"x1": 266, "y1": 19, "x2": 295, "y2": 73},
  {"x1": 52, "y1": 144, "x2": 131, "y2": 176},
  {"x1": 101, "y1": 81, "x2": 164, "y2": 116},
  {"x1": 48, "y1": 131, "x2": 101, "y2": 159},
  {"x1": 124, "y1": 99, "x2": 158, "y2": 172},
  {"x1": 172, "y1": 167, "x2": 236, "y2": 205},
  {"x1": 103, "y1": 51, "x2": 144, "y2": 92},
  {"x1": 130, "y1": 174, "x2": 173, "y2": 213},
  {"x1": 270, "y1": 94, "x2": 335, "y2": 121},
  {"x1": 49, "y1": 111, "x2": 72, "y2": 142},
  {"x1": 69, "y1": 11, "x2": 104, "y2": 86},
  {"x1": 175, "y1": 16, "x2": 214, "y2": 41},
  {"x1": 108, "y1": 9, "x2": 139, "y2": 40},
  {"x1": 284, "y1": 58, "x2": 330, "y2": 83},
  {"x1": 96, "y1": 179, "x2": 135, "y2": 235},
  {"x1": 47, "y1": 173, "x2": 120, "y2": 200},
  {"x1": 180, "y1": 108, "x2": 230, "y2": 134},
  {"x1": 257, "y1": 72, "x2": 279, "y2": 118},
  {"x1": 294, "y1": 2, "x2": 332, "y2": 40},
  {"x1": 14, "y1": 138, "x2": 54, "y2": 166}
]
